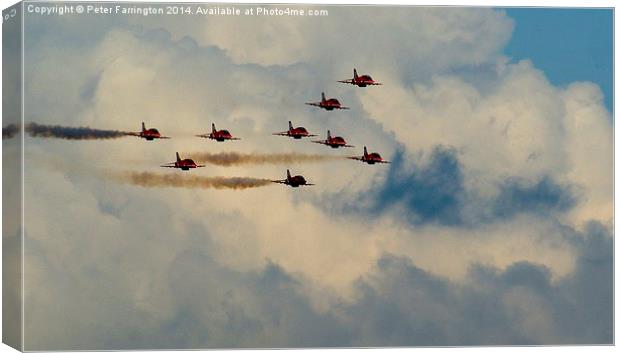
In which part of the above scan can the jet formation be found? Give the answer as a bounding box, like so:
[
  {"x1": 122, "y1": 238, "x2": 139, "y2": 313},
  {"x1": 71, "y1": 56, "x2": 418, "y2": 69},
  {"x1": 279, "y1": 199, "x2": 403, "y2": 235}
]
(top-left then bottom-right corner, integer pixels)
[
  {"x1": 34, "y1": 68, "x2": 389, "y2": 188},
  {"x1": 123, "y1": 68, "x2": 387, "y2": 187}
]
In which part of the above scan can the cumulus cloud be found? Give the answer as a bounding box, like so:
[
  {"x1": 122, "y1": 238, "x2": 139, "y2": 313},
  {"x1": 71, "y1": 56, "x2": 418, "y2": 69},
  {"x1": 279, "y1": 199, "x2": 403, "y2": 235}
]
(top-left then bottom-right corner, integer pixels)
[
  {"x1": 23, "y1": 176, "x2": 612, "y2": 349},
  {"x1": 18, "y1": 6, "x2": 612, "y2": 349},
  {"x1": 358, "y1": 60, "x2": 612, "y2": 228},
  {"x1": 361, "y1": 221, "x2": 612, "y2": 346},
  {"x1": 343, "y1": 222, "x2": 612, "y2": 346},
  {"x1": 136, "y1": 7, "x2": 513, "y2": 76}
]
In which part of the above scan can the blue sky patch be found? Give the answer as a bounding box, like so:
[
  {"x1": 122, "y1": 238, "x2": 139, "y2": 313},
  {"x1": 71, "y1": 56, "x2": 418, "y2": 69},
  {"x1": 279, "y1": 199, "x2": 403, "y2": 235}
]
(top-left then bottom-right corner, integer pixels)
[{"x1": 503, "y1": 8, "x2": 613, "y2": 112}]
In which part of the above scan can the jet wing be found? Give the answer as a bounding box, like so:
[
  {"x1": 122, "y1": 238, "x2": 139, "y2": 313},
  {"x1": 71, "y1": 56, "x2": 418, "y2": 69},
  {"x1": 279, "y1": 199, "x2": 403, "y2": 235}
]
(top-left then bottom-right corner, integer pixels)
[
  {"x1": 272, "y1": 132, "x2": 290, "y2": 136},
  {"x1": 342, "y1": 144, "x2": 355, "y2": 148},
  {"x1": 377, "y1": 160, "x2": 391, "y2": 163},
  {"x1": 127, "y1": 132, "x2": 170, "y2": 139},
  {"x1": 347, "y1": 156, "x2": 364, "y2": 161},
  {"x1": 337, "y1": 79, "x2": 355, "y2": 85},
  {"x1": 160, "y1": 164, "x2": 177, "y2": 168},
  {"x1": 196, "y1": 134, "x2": 211, "y2": 139},
  {"x1": 305, "y1": 102, "x2": 322, "y2": 107},
  {"x1": 302, "y1": 183, "x2": 315, "y2": 186},
  {"x1": 368, "y1": 82, "x2": 383, "y2": 86},
  {"x1": 336, "y1": 106, "x2": 350, "y2": 110},
  {"x1": 305, "y1": 134, "x2": 318, "y2": 137},
  {"x1": 311, "y1": 140, "x2": 329, "y2": 146},
  {"x1": 271, "y1": 180, "x2": 288, "y2": 184},
  {"x1": 227, "y1": 137, "x2": 241, "y2": 140}
]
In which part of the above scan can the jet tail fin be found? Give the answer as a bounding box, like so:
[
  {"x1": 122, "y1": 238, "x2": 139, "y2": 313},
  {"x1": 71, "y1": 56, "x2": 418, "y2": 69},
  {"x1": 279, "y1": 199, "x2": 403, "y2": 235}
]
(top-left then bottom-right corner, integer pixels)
[
  {"x1": 327, "y1": 130, "x2": 331, "y2": 139},
  {"x1": 288, "y1": 121, "x2": 293, "y2": 130},
  {"x1": 321, "y1": 92, "x2": 326, "y2": 102},
  {"x1": 354, "y1": 68, "x2": 358, "y2": 79},
  {"x1": 176, "y1": 152, "x2": 181, "y2": 162},
  {"x1": 141, "y1": 122, "x2": 146, "y2": 132},
  {"x1": 364, "y1": 146, "x2": 368, "y2": 157},
  {"x1": 212, "y1": 123, "x2": 216, "y2": 133},
  {"x1": 287, "y1": 169, "x2": 291, "y2": 180}
]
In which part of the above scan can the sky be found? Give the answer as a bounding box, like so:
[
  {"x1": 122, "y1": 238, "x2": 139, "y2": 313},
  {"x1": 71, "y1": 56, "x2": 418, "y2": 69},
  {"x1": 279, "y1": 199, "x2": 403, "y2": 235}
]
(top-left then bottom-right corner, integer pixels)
[
  {"x1": 503, "y1": 8, "x2": 613, "y2": 111},
  {"x1": 4, "y1": 5, "x2": 613, "y2": 350}
]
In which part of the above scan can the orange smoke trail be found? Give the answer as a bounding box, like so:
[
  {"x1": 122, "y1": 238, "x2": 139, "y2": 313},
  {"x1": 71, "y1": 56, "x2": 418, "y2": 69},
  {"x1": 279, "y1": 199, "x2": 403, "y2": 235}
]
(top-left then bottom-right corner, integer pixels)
[
  {"x1": 187, "y1": 152, "x2": 342, "y2": 166},
  {"x1": 111, "y1": 171, "x2": 272, "y2": 190}
]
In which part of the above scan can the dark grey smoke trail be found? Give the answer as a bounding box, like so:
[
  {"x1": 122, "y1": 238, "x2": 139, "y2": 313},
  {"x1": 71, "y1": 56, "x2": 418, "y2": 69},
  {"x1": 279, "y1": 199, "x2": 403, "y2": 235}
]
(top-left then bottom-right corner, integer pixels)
[
  {"x1": 25, "y1": 123, "x2": 131, "y2": 140},
  {"x1": 2, "y1": 124, "x2": 19, "y2": 139}
]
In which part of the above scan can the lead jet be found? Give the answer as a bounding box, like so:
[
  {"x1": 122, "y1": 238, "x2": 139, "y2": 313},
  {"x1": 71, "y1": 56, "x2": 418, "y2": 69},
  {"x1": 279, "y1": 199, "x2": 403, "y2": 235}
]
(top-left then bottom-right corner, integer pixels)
[
  {"x1": 305, "y1": 92, "x2": 349, "y2": 111},
  {"x1": 348, "y1": 146, "x2": 390, "y2": 165},
  {"x1": 273, "y1": 121, "x2": 317, "y2": 139},
  {"x1": 338, "y1": 68, "x2": 382, "y2": 87},
  {"x1": 271, "y1": 169, "x2": 314, "y2": 187},
  {"x1": 197, "y1": 123, "x2": 240, "y2": 142},
  {"x1": 161, "y1": 152, "x2": 205, "y2": 171},
  {"x1": 128, "y1": 122, "x2": 170, "y2": 141},
  {"x1": 312, "y1": 130, "x2": 354, "y2": 149}
]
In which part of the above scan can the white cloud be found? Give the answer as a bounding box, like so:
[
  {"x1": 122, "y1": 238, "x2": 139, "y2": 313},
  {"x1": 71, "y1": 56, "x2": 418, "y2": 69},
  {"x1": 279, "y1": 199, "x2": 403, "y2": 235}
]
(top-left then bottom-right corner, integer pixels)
[
  {"x1": 129, "y1": 6, "x2": 514, "y2": 92},
  {"x1": 359, "y1": 59, "x2": 612, "y2": 228}
]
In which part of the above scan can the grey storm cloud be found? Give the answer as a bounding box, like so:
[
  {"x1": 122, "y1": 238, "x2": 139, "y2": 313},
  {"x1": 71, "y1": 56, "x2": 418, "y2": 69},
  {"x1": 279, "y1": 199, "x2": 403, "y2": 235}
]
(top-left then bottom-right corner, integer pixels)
[
  {"x1": 23, "y1": 217, "x2": 612, "y2": 350},
  {"x1": 374, "y1": 146, "x2": 465, "y2": 225},
  {"x1": 492, "y1": 176, "x2": 578, "y2": 219},
  {"x1": 344, "y1": 222, "x2": 612, "y2": 346},
  {"x1": 322, "y1": 145, "x2": 578, "y2": 228}
]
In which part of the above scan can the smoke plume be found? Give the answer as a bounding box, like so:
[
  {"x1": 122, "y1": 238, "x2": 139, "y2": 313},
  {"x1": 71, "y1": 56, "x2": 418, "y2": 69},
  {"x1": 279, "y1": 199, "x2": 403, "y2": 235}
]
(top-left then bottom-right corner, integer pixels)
[
  {"x1": 187, "y1": 152, "x2": 341, "y2": 166},
  {"x1": 25, "y1": 123, "x2": 132, "y2": 140},
  {"x1": 3, "y1": 124, "x2": 19, "y2": 139},
  {"x1": 111, "y1": 171, "x2": 272, "y2": 190}
]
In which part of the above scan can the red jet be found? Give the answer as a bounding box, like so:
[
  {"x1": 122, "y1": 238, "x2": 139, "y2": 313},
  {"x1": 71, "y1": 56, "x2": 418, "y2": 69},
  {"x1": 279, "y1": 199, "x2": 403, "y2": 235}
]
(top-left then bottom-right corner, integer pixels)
[
  {"x1": 348, "y1": 146, "x2": 390, "y2": 165},
  {"x1": 161, "y1": 152, "x2": 205, "y2": 171},
  {"x1": 197, "y1": 123, "x2": 240, "y2": 142},
  {"x1": 312, "y1": 130, "x2": 354, "y2": 149},
  {"x1": 305, "y1": 92, "x2": 349, "y2": 111},
  {"x1": 128, "y1": 122, "x2": 170, "y2": 141},
  {"x1": 273, "y1": 121, "x2": 317, "y2": 140},
  {"x1": 338, "y1": 68, "x2": 382, "y2": 87},
  {"x1": 271, "y1": 169, "x2": 314, "y2": 187}
]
